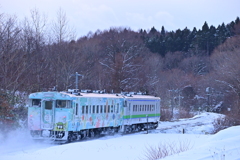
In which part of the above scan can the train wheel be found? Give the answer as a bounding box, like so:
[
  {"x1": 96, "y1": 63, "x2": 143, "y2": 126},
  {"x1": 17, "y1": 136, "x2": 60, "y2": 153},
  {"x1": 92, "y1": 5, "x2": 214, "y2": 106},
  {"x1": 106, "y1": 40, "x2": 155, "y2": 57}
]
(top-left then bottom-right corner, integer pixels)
[
  {"x1": 67, "y1": 132, "x2": 73, "y2": 142},
  {"x1": 90, "y1": 130, "x2": 95, "y2": 138}
]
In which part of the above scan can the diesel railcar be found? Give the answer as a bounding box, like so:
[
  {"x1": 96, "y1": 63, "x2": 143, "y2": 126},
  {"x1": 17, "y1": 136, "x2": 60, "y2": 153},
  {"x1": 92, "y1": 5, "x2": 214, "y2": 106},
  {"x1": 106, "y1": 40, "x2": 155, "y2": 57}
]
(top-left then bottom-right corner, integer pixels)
[{"x1": 28, "y1": 90, "x2": 160, "y2": 142}]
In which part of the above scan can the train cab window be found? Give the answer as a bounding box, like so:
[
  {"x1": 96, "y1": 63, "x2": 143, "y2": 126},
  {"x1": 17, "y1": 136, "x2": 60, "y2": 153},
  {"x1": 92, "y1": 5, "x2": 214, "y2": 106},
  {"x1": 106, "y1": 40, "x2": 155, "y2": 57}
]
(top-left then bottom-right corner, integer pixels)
[{"x1": 32, "y1": 99, "x2": 41, "y2": 107}]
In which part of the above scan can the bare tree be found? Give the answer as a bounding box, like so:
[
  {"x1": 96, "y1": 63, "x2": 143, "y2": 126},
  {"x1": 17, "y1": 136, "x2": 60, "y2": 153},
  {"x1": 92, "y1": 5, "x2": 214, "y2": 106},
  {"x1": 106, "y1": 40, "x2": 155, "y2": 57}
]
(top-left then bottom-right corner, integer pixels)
[
  {"x1": 211, "y1": 35, "x2": 240, "y2": 119},
  {"x1": 98, "y1": 28, "x2": 149, "y2": 92},
  {"x1": 157, "y1": 69, "x2": 196, "y2": 119},
  {"x1": 0, "y1": 14, "x2": 25, "y2": 92},
  {"x1": 51, "y1": 8, "x2": 75, "y2": 43},
  {"x1": 19, "y1": 8, "x2": 49, "y2": 91}
]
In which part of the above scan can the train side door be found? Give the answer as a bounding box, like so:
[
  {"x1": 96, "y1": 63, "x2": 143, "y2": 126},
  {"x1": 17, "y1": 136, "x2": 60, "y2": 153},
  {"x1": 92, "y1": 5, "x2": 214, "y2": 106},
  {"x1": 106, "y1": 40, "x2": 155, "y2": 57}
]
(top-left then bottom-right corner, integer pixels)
[
  {"x1": 124, "y1": 100, "x2": 132, "y2": 125},
  {"x1": 74, "y1": 102, "x2": 79, "y2": 131},
  {"x1": 41, "y1": 100, "x2": 55, "y2": 129},
  {"x1": 129, "y1": 102, "x2": 132, "y2": 121}
]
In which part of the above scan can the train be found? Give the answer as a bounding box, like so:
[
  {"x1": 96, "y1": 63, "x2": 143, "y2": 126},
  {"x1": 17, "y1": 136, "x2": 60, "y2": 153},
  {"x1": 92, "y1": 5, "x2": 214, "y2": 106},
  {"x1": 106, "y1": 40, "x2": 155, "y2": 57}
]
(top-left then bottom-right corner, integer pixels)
[{"x1": 27, "y1": 89, "x2": 161, "y2": 142}]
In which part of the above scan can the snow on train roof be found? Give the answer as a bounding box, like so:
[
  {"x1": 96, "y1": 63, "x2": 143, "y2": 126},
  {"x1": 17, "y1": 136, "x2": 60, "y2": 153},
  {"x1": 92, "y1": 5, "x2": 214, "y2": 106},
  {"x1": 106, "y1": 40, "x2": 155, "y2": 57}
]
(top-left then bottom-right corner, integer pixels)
[
  {"x1": 61, "y1": 91, "x2": 160, "y2": 100},
  {"x1": 29, "y1": 90, "x2": 160, "y2": 100}
]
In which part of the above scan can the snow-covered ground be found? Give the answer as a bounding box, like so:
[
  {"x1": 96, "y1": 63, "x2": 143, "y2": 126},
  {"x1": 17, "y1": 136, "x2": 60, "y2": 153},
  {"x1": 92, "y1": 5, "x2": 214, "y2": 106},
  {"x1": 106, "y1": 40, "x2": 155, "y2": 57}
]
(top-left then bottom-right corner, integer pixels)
[{"x1": 0, "y1": 112, "x2": 239, "y2": 160}]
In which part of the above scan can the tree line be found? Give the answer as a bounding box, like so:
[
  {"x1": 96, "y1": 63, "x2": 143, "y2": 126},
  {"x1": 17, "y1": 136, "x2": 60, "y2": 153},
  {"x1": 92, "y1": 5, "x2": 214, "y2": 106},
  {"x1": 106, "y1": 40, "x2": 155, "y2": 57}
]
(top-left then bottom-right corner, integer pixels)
[{"x1": 0, "y1": 9, "x2": 240, "y2": 129}]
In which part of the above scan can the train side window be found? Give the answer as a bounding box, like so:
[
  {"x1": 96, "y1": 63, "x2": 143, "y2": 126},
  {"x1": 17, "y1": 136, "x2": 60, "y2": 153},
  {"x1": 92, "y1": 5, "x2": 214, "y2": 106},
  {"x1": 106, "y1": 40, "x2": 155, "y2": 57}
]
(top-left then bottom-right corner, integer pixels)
[
  {"x1": 82, "y1": 106, "x2": 84, "y2": 114},
  {"x1": 67, "y1": 101, "x2": 72, "y2": 108},
  {"x1": 103, "y1": 105, "x2": 105, "y2": 113},
  {"x1": 89, "y1": 105, "x2": 92, "y2": 114},
  {"x1": 100, "y1": 105, "x2": 103, "y2": 113},
  {"x1": 117, "y1": 103, "x2": 119, "y2": 113},
  {"x1": 111, "y1": 105, "x2": 113, "y2": 113},
  {"x1": 93, "y1": 105, "x2": 95, "y2": 113},
  {"x1": 86, "y1": 105, "x2": 88, "y2": 114},
  {"x1": 75, "y1": 103, "x2": 78, "y2": 116},
  {"x1": 96, "y1": 105, "x2": 99, "y2": 113}
]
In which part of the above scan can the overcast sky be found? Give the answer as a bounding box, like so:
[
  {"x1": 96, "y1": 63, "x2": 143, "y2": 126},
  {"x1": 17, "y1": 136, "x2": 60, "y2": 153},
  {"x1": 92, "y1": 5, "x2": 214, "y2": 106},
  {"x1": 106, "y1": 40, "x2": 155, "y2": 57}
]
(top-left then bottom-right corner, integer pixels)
[{"x1": 1, "y1": 0, "x2": 240, "y2": 38}]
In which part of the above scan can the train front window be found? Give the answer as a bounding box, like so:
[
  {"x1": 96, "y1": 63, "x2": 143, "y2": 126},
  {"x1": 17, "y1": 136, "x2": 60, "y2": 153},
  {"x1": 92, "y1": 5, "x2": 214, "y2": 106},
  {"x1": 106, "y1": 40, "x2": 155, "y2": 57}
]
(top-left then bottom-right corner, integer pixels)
[
  {"x1": 32, "y1": 99, "x2": 41, "y2": 107},
  {"x1": 56, "y1": 100, "x2": 72, "y2": 108},
  {"x1": 45, "y1": 101, "x2": 53, "y2": 110}
]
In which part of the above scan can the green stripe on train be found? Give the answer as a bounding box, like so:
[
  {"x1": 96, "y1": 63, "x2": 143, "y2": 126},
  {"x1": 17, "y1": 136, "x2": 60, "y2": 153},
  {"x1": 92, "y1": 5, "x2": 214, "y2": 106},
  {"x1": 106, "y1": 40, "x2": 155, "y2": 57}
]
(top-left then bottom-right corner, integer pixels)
[{"x1": 123, "y1": 113, "x2": 160, "y2": 119}]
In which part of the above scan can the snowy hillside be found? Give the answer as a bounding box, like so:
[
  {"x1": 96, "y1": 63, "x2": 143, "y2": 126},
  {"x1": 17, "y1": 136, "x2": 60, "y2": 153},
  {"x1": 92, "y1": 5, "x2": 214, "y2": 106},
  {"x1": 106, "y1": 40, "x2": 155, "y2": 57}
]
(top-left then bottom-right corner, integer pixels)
[{"x1": 0, "y1": 112, "x2": 239, "y2": 160}]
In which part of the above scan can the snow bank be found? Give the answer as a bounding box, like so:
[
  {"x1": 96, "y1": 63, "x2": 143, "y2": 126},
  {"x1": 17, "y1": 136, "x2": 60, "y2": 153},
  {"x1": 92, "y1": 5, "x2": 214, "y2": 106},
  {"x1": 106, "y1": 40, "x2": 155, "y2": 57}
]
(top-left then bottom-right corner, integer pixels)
[
  {"x1": 162, "y1": 125, "x2": 240, "y2": 160},
  {"x1": 157, "y1": 112, "x2": 223, "y2": 134}
]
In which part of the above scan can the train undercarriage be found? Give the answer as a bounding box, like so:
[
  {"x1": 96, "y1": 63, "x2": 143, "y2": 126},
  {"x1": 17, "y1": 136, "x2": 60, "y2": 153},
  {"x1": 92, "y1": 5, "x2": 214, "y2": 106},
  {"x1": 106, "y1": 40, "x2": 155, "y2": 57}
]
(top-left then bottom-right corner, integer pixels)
[{"x1": 30, "y1": 122, "x2": 158, "y2": 143}]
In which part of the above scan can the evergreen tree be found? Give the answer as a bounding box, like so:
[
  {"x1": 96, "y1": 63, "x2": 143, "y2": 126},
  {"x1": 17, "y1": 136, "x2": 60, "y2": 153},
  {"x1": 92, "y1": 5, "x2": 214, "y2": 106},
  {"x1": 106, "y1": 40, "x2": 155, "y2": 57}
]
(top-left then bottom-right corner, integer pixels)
[
  {"x1": 202, "y1": 21, "x2": 209, "y2": 31},
  {"x1": 235, "y1": 17, "x2": 239, "y2": 24},
  {"x1": 161, "y1": 26, "x2": 166, "y2": 37},
  {"x1": 149, "y1": 26, "x2": 157, "y2": 34}
]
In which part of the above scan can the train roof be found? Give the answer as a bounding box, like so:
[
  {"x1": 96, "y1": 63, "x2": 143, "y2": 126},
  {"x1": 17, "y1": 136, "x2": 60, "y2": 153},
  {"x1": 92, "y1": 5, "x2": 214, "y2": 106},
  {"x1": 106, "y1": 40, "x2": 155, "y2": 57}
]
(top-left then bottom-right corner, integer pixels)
[{"x1": 29, "y1": 90, "x2": 160, "y2": 100}]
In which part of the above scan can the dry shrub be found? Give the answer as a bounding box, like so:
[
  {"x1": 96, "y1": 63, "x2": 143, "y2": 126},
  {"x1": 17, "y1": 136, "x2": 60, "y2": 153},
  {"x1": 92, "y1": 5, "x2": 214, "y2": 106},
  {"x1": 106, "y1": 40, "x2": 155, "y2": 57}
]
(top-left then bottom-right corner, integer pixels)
[
  {"x1": 178, "y1": 108, "x2": 194, "y2": 119},
  {"x1": 140, "y1": 139, "x2": 193, "y2": 160},
  {"x1": 212, "y1": 115, "x2": 240, "y2": 134},
  {"x1": 160, "y1": 107, "x2": 172, "y2": 121}
]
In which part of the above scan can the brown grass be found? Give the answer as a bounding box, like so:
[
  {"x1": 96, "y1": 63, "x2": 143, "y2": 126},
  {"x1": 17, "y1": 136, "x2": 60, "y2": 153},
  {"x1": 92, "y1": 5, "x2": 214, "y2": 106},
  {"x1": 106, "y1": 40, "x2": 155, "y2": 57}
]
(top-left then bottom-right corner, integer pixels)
[{"x1": 139, "y1": 139, "x2": 193, "y2": 160}]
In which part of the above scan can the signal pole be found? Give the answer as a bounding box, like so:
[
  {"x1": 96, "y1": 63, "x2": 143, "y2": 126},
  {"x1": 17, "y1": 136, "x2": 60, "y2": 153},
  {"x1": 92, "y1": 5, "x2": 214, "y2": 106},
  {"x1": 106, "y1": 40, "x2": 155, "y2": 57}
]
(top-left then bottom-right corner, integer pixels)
[{"x1": 75, "y1": 72, "x2": 83, "y2": 89}]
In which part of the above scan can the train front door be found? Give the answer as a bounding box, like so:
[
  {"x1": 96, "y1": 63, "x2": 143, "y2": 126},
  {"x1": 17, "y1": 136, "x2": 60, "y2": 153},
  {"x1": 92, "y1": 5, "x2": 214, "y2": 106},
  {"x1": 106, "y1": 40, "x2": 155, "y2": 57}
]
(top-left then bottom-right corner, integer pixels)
[{"x1": 41, "y1": 100, "x2": 55, "y2": 129}]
